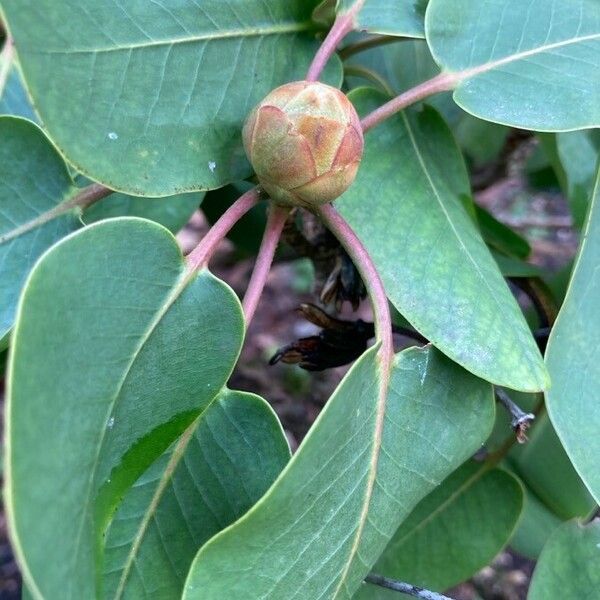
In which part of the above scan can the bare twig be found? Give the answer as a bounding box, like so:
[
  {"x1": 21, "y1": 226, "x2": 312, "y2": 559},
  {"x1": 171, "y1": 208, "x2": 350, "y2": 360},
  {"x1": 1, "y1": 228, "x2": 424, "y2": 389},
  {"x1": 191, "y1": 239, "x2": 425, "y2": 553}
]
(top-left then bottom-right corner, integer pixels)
[
  {"x1": 495, "y1": 388, "x2": 535, "y2": 444},
  {"x1": 365, "y1": 573, "x2": 455, "y2": 600}
]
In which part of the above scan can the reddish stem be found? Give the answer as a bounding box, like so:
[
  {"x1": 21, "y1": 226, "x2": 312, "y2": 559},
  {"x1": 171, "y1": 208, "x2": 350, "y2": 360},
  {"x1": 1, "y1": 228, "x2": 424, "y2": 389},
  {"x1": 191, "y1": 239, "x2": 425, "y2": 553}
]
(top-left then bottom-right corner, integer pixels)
[
  {"x1": 242, "y1": 204, "x2": 290, "y2": 325},
  {"x1": 360, "y1": 73, "x2": 457, "y2": 132},
  {"x1": 186, "y1": 187, "x2": 261, "y2": 271},
  {"x1": 306, "y1": 3, "x2": 364, "y2": 82},
  {"x1": 318, "y1": 203, "x2": 393, "y2": 371}
]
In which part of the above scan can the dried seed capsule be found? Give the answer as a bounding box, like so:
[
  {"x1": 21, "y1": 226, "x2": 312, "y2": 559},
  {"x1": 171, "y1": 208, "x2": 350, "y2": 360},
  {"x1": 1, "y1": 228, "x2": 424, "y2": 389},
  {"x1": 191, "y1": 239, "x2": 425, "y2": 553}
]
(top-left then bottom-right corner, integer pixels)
[{"x1": 243, "y1": 81, "x2": 364, "y2": 208}]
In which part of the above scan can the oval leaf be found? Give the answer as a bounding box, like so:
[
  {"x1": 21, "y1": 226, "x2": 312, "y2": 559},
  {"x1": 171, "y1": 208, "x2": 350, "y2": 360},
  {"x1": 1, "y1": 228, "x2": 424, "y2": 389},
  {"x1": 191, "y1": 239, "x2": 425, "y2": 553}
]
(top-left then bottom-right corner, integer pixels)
[
  {"x1": 339, "y1": 88, "x2": 547, "y2": 391},
  {"x1": 2, "y1": 0, "x2": 341, "y2": 195},
  {"x1": 528, "y1": 520, "x2": 600, "y2": 599},
  {"x1": 6, "y1": 218, "x2": 245, "y2": 599},
  {"x1": 103, "y1": 389, "x2": 290, "y2": 600},
  {"x1": 556, "y1": 130, "x2": 600, "y2": 227},
  {"x1": 509, "y1": 485, "x2": 563, "y2": 560},
  {"x1": 546, "y1": 166, "x2": 600, "y2": 504},
  {"x1": 508, "y1": 413, "x2": 596, "y2": 520},
  {"x1": 361, "y1": 463, "x2": 523, "y2": 594},
  {"x1": 83, "y1": 190, "x2": 201, "y2": 234},
  {"x1": 0, "y1": 117, "x2": 204, "y2": 348},
  {"x1": 426, "y1": 0, "x2": 600, "y2": 130},
  {"x1": 183, "y1": 345, "x2": 495, "y2": 599},
  {"x1": 337, "y1": 0, "x2": 426, "y2": 38},
  {"x1": 0, "y1": 116, "x2": 78, "y2": 345}
]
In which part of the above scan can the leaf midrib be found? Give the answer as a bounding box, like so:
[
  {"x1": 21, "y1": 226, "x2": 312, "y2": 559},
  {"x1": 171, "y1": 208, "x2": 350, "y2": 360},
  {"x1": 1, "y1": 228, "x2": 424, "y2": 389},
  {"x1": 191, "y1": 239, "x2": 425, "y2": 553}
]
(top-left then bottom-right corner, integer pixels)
[
  {"x1": 0, "y1": 188, "x2": 79, "y2": 246},
  {"x1": 112, "y1": 419, "x2": 198, "y2": 600},
  {"x1": 68, "y1": 264, "x2": 196, "y2": 599},
  {"x1": 455, "y1": 33, "x2": 600, "y2": 80},
  {"x1": 332, "y1": 349, "x2": 390, "y2": 599},
  {"x1": 386, "y1": 464, "x2": 488, "y2": 551},
  {"x1": 401, "y1": 111, "x2": 540, "y2": 386},
  {"x1": 26, "y1": 20, "x2": 314, "y2": 56}
]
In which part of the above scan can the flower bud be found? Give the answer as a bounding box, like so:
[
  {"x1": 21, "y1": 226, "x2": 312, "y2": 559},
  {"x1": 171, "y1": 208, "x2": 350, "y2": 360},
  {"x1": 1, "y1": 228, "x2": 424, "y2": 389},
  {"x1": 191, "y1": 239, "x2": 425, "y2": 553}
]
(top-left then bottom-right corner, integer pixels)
[{"x1": 243, "y1": 81, "x2": 363, "y2": 208}]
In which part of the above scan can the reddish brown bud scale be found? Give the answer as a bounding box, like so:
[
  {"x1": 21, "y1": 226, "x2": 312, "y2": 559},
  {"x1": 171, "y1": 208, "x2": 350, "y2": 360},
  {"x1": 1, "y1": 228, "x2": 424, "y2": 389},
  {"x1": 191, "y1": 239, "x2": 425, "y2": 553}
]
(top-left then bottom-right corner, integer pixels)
[{"x1": 243, "y1": 81, "x2": 364, "y2": 208}]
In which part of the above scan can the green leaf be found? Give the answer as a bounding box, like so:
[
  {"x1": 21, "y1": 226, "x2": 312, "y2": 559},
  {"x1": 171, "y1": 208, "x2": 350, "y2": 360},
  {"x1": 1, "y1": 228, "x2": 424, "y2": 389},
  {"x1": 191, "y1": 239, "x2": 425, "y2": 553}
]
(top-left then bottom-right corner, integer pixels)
[
  {"x1": 6, "y1": 218, "x2": 245, "y2": 599},
  {"x1": 426, "y1": 0, "x2": 600, "y2": 130},
  {"x1": 21, "y1": 586, "x2": 34, "y2": 600},
  {"x1": 0, "y1": 116, "x2": 78, "y2": 346},
  {"x1": 183, "y1": 345, "x2": 495, "y2": 599},
  {"x1": 475, "y1": 204, "x2": 531, "y2": 260},
  {"x1": 83, "y1": 191, "x2": 201, "y2": 234},
  {"x1": 487, "y1": 389, "x2": 595, "y2": 520},
  {"x1": 339, "y1": 88, "x2": 547, "y2": 392},
  {"x1": 491, "y1": 253, "x2": 543, "y2": 279},
  {"x1": 528, "y1": 520, "x2": 600, "y2": 599},
  {"x1": 103, "y1": 389, "x2": 290, "y2": 600},
  {"x1": 0, "y1": 117, "x2": 203, "y2": 350},
  {"x1": 201, "y1": 182, "x2": 268, "y2": 255},
  {"x1": 359, "y1": 463, "x2": 523, "y2": 594},
  {"x1": 536, "y1": 132, "x2": 598, "y2": 228},
  {"x1": 337, "y1": 0, "x2": 427, "y2": 38},
  {"x1": 0, "y1": 47, "x2": 37, "y2": 121},
  {"x1": 2, "y1": 0, "x2": 341, "y2": 196},
  {"x1": 556, "y1": 130, "x2": 600, "y2": 227},
  {"x1": 508, "y1": 412, "x2": 596, "y2": 520},
  {"x1": 455, "y1": 115, "x2": 509, "y2": 167},
  {"x1": 345, "y1": 40, "x2": 461, "y2": 124},
  {"x1": 546, "y1": 166, "x2": 600, "y2": 504},
  {"x1": 313, "y1": 1, "x2": 336, "y2": 28},
  {"x1": 509, "y1": 484, "x2": 563, "y2": 560}
]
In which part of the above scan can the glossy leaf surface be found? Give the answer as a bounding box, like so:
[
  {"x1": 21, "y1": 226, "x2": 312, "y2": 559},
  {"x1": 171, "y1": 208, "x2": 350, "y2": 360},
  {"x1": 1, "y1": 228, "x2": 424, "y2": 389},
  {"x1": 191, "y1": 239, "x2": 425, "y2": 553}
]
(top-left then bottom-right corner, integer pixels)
[
  {"x1": 556, "y1": 130, "x2": 600, "y2": 227},
  {"x1": 0, "y1": 117, "x2": 77, "y2": 344},
  {"x1": 337, "y1": 0, "x2": 427, "y2": 38},
  {"x1": 338, "y1": 88, "x2": 547, "y2": 391},
  {"x1": 427, "y1": 0, "x2": 600, "y2": 130},
  {"x1": 6, "y1": 218, "x2": 245, "y2": 599},
  {"x1": 0, "y1": 49, "x2": 36, "y2": 121},
  {"x1": 0, "y1": 117, "x2": 205, "y2": 348},
  {"x1": 184, "y1": 346, "x2": 494, "y2": 599},
  {"x1": 83, "y1": 191, "x2": 201, "y2": 234},
  {"x1": 361, "y1": 463, "x2": 523, "y2": 593},
  {"x1": 528, "y1": 520, "x2": 600, "y2": 599},
  {"x1": 509, "y1": 413, "x2": 596, "y2": 520},
  {"x1": 546, "y1": 167, "x2": 600, "y2": 503},
  {"x1": 345, "y1": 40, "x2": 459, "y2": 123},
  {"x1": 509, "y1": 485, "x2": 563, "y2": 560},
  {"x1": 2, "y1": 0, "x2": 341, "y2": 195},
  {"x1": 103, "y1": 390, "x2": 290, "y2": 600}
]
